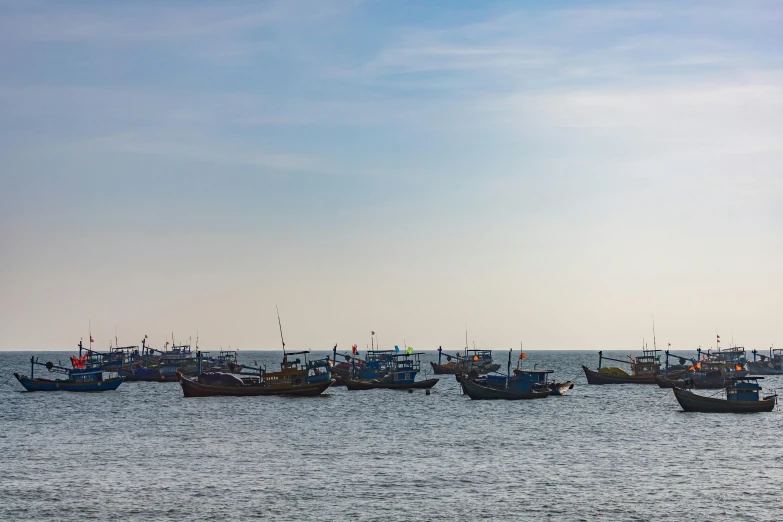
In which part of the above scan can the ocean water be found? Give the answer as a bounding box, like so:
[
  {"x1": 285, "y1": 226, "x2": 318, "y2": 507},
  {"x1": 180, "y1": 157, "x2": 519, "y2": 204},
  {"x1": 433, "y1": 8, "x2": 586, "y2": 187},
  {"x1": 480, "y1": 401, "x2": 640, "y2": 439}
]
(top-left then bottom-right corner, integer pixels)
[{"x1": 1, "y1": 350, "x2": 781, "y2": 522}]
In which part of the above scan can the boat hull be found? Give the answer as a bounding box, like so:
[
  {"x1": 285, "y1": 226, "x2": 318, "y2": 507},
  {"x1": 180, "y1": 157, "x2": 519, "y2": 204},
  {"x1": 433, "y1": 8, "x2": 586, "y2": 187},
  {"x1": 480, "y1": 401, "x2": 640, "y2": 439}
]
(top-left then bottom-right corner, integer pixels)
[
  {"x1": 747, "y1": 362, "x2": 783, "y2": 375},
  {"x1": 430, "y1": 361, "x2": 501, "y2": 375},
  {"x1": 654, "y1": 375, "x2": 726, "y2": 389},
  {"x1": 14, "y1": 374, "x2": 125, "y2": 392},
  {"x1": 672, "y1": 387, "x2": 777, "y2": 413},
  {"x1": 179, "y1": 375, "x2": 334, "y2": 397},
  {"x1": 461, "y1": 377, "x2": 549, "y2": 400},
  {"x1": 582, "y1": 366, "x2": 657, "y2": 385},
  {"x1": 344, "y1": 378, "x2": 439, "y2": 390}
]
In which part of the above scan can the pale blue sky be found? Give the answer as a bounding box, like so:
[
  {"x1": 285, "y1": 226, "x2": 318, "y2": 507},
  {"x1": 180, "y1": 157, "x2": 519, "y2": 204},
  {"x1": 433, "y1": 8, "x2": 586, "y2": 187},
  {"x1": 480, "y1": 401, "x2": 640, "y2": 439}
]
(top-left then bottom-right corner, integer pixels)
[{"x1": 1, "y1": 0, "x2": 781, "y2": 352}]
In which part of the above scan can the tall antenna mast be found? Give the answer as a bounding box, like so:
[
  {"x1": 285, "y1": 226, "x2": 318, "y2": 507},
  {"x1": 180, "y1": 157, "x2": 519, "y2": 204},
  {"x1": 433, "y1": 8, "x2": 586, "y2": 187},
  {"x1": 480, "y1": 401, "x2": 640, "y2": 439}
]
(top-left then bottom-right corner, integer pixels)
[
  {"x1": 276, "y1": 305, "x2": 286, "y2": 355},
  {"x1": 652, "y1": 315, "x2": 657, "y2": 353}
]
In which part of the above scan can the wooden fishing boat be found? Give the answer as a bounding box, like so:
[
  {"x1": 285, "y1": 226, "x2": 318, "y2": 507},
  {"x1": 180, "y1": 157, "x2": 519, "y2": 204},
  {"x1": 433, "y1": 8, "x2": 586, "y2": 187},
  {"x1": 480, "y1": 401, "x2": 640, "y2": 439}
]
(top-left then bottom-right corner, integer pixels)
[
  {"x1": 343, "y1": 351, "x2": 439, "y2": 391},
  {"x1": 330, "y1": 345, "x2": 396, "y2": 386},
  {"x1": 14, "y1": 355, "x2": 124, "y2": 392},
  {"x1": 582, "y1": 365, "x2": 658, "y2": 384},
  {"x1": 748, "y1": 347, "x2": 783, "y2": 375},
  {"x1": 179, "y1": 350, "x2": 334, "y2": 398},
  {"x1": 655, "y1": 374, "x2": 726, "y2": 389},
  {"x1": 582, "y1": 346, "x2": 664, "y2": 385},
  {"x1": 430, "y1": 346, "x2": 500, "y2": 375},
  {"x1": 460, "y1": 349, "x2": 553, "y2": 400},
  {"x1": 344, "y1": 377, "x2": 439, "y2": 390},
  {"x1": 672, "y1": 377, "x2": 777, "y2": 413},
  {"x1": 747, "y1": 362, "x2": 783, "y2": 375},
  {"x1": 461, "y1": 375, "x2": 549, "y2": 400}
]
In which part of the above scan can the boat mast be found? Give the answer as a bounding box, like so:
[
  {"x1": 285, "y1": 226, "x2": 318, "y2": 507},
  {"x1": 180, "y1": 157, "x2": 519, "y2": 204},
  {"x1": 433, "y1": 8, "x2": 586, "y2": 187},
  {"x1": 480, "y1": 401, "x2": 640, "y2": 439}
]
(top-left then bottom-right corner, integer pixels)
[
  {"x1": 652, "y1": 316, "x2": 657, "y2": 356},
  {"x1": 276, "y1": 305, "x2": 286, "y2": 356},
  {"x1": 507, "y1": 348, "x2": 512, "y2": 389}
]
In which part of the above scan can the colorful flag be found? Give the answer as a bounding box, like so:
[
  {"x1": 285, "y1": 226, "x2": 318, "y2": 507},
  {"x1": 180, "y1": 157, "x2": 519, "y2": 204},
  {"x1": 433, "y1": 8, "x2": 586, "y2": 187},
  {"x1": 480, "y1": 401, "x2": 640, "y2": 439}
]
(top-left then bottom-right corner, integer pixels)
[
  {"x1": 145, "y1": 334, "x2": 148, "y2": 338},
  {"x1": 394, "y1": 345, "x2": 400, "y2": 353},
  {"x1": 371, "y1": 331, "x2": 375, "y2": 336},
  {"x1": 90, "y1": 336, "x2": 94, "y2": 343},
  {"x1": 519, "y1": 353, "x2": 527, "y2": 360},
  {"x1": 352, "y1": 344, "x2": 358, "y2": 355},
  {"x1": 406, "y1": 346, "x2": 413, "y2": 354}
]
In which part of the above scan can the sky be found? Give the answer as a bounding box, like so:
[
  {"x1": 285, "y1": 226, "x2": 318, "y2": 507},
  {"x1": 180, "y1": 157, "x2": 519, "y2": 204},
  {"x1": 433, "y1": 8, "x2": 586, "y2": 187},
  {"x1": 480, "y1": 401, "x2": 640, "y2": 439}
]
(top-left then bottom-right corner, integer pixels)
[{"x1": 1, "y1": 0, "x2": 782, "y2": 353}]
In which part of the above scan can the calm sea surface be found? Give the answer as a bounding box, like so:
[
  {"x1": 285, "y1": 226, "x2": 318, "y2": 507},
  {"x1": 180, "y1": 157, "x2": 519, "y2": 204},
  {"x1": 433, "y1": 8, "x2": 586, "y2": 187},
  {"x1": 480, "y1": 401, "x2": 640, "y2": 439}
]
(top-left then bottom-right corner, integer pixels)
[{"x1": 1, "y1": 350, "x2": 781, "y2": 521}]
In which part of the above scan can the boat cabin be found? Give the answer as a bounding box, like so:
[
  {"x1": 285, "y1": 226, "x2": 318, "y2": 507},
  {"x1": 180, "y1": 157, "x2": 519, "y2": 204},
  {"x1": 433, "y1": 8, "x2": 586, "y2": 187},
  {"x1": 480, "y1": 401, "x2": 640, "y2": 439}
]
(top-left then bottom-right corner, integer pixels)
[
  {"x1": 69, "y1": 367, "x2": 105, "y2": 383},
  {"x1": 597, "y1": 349, "x2": 661, "y2": 376},
  {"x1": 389, "y1": 353, "x2": 422, "y2": 384},
  {"x1": 705, "y1": 346, "x2": 747, "y2": 365},
  {"x1": 28, "y1": 356, "x2": 105, "y2": 383},
  {"x1": 726, "y1": 377, "x2": 765, "y2": 402},
  {"x1": 485, "y1": 368, "x2": 552, "y2": 392},
  {"x1": 356, "y1": 350, "x2": 396, "y2": 379}
]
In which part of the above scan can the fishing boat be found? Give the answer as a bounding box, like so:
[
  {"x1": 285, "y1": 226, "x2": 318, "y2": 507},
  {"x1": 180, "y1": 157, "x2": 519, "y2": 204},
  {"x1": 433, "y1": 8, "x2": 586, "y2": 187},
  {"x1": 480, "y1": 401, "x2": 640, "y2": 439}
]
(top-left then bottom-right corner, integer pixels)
[
  {"x1": 114, "y1": 338, "x2": 165, "y2": 381},
  {"x1": 179, "y1": 350, "x2": 334, "y2": 397},
  {"x1": 331, "y1": 344, "x2": 395, "y2": 386},
  {"x1": 156, "y1": 342, "x2": 199, "y2": 381},
  {"x1": 212, "y1": 349, "x2": 244, "y2": 373},
  {"x1": 343, "y1": 351, "x2": 439, "y2": 390},
  {"x1": 672, "y1": 377, "x2": 777, "y2": 413},
  {"x1": 430, "y1": 346, "x2": 501, "y2": 375},
  {"x1": 655, "y1": 359, "x2": 745, "y2": 389},
  {"x1": 14, "y1": 354, "x2": 125, "y2": 392},
  {"x1": 582, "y1": 348, "x2": 664, "y2": 384},
  {"x1": 178, "y1": 308, "x2": 334, "y2": 397},
  {"x1": 460, "y1": 351, "x2": 551, "y2": 400},
  {"x1": 748, "y1": 347, "x2": 783, "y2": 375},
  {"x1": 655, "y1": 373, "x2": 727, "y2": 389}
]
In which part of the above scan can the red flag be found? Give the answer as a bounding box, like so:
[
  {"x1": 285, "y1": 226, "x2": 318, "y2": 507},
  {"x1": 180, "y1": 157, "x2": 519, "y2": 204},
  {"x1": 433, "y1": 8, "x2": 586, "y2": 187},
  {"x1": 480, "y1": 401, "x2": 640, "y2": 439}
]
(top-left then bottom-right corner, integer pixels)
[
  {"x1": 144, "y1": 334, "x2": 148, "y2": 338},
  {"x1": 90, "y1": 336, "x2": 94, "y2": 343},
  {"x1": 371, "y1": 331, "x2": 375, "y2": 336},
  {"x1": 352, "y1": 344, "x2": 358, "y2": 355}
]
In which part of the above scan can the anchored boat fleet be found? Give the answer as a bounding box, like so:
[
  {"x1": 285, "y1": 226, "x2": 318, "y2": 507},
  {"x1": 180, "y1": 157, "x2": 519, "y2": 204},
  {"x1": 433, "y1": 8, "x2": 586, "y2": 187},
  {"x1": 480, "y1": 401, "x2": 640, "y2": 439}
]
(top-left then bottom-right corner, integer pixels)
[{"x1": 12, "y1": 322, "x2": 779, "y2": 413}]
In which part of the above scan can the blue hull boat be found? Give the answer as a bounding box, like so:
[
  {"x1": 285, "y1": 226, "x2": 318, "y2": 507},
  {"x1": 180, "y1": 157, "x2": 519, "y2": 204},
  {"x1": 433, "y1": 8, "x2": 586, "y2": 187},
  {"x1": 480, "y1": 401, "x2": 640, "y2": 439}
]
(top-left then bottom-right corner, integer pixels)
[
  {"x1": 14, "y1": 354, "x2": 125, "y2": 392},
  {"x1": 14, "y1": 374, "x2": 125, "y2": 392}
]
